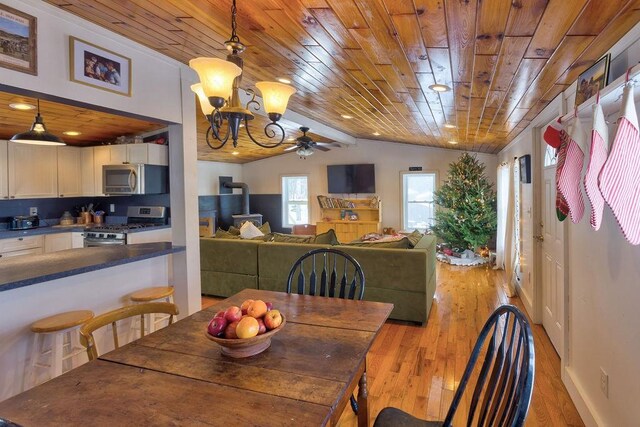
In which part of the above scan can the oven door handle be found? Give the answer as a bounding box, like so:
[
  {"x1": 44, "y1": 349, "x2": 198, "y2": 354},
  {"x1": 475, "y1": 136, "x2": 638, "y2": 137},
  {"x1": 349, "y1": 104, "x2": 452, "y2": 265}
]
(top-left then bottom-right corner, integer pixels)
[
  {"x1": 84, "y1": 238, "x2": 126, "y2": 246},
  {"x1": 129, "y1": 170, "x2": 137, "y2": 192}
]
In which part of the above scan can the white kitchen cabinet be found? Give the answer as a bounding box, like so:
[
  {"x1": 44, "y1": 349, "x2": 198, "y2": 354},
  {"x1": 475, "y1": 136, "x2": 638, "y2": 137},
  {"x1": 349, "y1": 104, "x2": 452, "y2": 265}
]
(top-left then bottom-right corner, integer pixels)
[
  {"x1": 81, "y1": 147, "x2": 95, "y2": 196},
  {"x1": 0, "y1": 140, "x2": 8, "y2": 200},
  {"x1": 93, "y1": 146, "x2": 111, "y2": 196},
  {"x1": 127, "y1": 144, "x2": 168, "y2": 166},
  {"x1": 110, "y1": 145, "x2": 128, "y2": 164},
  {"x1": 7, "y1": 143, "x2": 58, "y2": 199},
  {"x1": 44, "y1": 233, "x2": 73, "y2": 253},
  {"x1": 0, "y1": 235, "x2": 44, "y2": 261},
  {"x1": 71, "y1": 232, "x2": 85, "y2": 248},
  {"x1": 127, "y1": 227, "x2": 172, "y2": 244},
  {"x1": 57, "y1": 146, "x2": 83, "y2": 198}
]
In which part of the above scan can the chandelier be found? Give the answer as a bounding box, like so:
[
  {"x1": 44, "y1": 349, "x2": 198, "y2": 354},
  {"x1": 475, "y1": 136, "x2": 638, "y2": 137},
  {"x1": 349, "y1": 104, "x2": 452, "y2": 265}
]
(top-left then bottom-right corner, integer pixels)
[{"x1": 190, "y1": 0, "x2": 296, "y2": 150}]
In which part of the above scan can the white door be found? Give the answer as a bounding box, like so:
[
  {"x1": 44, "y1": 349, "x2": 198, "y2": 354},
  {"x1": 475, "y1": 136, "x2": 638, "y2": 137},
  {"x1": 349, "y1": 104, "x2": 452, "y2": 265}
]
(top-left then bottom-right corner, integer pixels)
[{"x1": 539, "y1": 135, "x2": 565, "y2": 355}]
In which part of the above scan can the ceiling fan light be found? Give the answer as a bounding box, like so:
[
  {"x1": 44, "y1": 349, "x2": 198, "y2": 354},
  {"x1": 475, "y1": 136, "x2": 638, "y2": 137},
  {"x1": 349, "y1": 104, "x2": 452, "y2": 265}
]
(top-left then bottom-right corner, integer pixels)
[
  {"x1": 189, "y1": 57, "x2": 242, "y2": 100},
  {"x1": 256, "y1": 81, "x2": 296, "y2": 116},
  {"x1": 296, "y1": 147, "x2": 314, "y2": 157},
  {"x1": 191, "y1": 83, "x2": 215, "y2": 116}
]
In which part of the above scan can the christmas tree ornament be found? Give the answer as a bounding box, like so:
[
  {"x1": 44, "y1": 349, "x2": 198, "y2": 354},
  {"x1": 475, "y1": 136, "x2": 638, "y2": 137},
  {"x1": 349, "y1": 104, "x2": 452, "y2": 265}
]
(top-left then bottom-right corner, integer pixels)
[
  {"x1": 584, "y1": 97, "x2": 609, "y2": 230},
  {"x1": 599, "y1": 83, "x2": 640, "y2": 245}
]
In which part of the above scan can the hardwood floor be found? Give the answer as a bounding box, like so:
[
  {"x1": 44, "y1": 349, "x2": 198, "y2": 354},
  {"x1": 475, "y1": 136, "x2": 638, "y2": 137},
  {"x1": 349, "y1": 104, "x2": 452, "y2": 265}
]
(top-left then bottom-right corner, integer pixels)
[{"x1": 202, "y1": 263, "x2": 584, "y2": 426}]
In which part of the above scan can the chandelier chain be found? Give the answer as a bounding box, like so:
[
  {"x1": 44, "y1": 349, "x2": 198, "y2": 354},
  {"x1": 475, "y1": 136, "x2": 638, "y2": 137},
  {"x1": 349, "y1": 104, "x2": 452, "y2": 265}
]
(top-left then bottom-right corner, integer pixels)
[{"x1": 227, "y1": 0, "x2": 241, "y2": 44}]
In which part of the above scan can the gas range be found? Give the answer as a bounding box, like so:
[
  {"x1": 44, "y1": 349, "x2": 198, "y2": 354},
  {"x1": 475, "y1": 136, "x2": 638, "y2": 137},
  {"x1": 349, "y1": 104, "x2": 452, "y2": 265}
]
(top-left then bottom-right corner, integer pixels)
[{"x1": 84, "y1": 206, "x2": 167, "y2": 246}]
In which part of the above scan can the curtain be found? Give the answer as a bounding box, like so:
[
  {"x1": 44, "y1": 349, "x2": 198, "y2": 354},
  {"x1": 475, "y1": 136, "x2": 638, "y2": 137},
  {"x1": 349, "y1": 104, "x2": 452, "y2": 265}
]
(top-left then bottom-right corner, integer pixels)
[
  {"x1": 506, "y1": 160, "x2": 521, "y2": 297},
  {"x1": 494, "y1": 163, "x2": 510, "y2": 269},
  {"x1": 495, "y1": 161, "x2": 517, "y2": 297}
]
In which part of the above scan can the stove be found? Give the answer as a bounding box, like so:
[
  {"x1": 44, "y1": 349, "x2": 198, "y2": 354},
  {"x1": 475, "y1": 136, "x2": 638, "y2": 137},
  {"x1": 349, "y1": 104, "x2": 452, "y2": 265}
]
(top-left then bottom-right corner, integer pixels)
[{"x1": 84, "y1": 206, "x2": 167, "y2": 246}]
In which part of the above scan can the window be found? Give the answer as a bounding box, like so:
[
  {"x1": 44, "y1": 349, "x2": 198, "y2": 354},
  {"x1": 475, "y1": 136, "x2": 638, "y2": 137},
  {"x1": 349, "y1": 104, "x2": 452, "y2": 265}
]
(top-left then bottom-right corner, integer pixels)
[
  {"x1": 282, "y1": 175, "x2": 309, "y2": 227},
  {"x1": 401, "y1": 172, "x2": 437, "y2": 231}
]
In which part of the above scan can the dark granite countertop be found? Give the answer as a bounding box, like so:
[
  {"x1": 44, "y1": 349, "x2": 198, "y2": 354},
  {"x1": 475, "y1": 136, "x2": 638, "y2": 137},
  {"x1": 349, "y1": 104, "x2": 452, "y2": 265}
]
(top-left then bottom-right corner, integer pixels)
[
  {"x1": 0, "y1": 242, "x2": 185, "y2": 292},
  {"x1": 0, "y1": 224, "x2": 172, "y2": 239}
]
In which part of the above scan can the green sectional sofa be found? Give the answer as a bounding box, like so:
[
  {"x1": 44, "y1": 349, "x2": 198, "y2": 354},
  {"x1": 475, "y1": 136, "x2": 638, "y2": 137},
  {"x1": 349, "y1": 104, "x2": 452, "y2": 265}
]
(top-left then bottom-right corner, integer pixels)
[{"x1": 200, "y1": 235, "x2": 436, "y2": 324}]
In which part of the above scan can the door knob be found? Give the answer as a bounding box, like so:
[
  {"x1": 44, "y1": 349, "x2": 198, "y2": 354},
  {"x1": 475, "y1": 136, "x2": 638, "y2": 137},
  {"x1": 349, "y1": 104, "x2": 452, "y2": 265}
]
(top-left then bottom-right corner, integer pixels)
[{"x1": 533, "y1": 235, "x2": 544, "y2": 242}]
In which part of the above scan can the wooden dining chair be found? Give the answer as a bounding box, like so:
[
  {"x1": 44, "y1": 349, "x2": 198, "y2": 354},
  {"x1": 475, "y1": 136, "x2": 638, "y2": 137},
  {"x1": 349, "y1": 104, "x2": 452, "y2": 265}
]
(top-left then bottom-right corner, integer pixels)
[
  {"x1": 286, "y1": 248, "x2": 365, "y2": 300},
  {"x1": 286, "y1": 248, "x2": 365, "y2": 414},
  {"x1": 0, "y1": 417, "x2": 21, "y2": 427},
  {"x1": 79, "y1": 302, "x2": 179, "y2": 361},
  {"x1": 374, "y1": 304, "x2": 535, "y2": 427}
]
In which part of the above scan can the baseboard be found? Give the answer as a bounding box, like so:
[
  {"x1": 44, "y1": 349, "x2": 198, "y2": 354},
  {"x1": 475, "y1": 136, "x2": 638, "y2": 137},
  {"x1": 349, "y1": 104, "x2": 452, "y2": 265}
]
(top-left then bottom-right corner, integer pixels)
[
  {"x1": 563, "y1": 366, "x2": 601, "y2": 427},
  {"x1": 515, "y1": 282, "x2": 534, "y2": 320}
]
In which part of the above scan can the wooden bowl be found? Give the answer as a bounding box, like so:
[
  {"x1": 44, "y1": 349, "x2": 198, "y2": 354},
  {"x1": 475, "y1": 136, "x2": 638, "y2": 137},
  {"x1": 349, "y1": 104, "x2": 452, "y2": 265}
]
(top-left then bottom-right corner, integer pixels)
[{"x1": 204, "y1": 315, "x2": 286, "y2": 358}]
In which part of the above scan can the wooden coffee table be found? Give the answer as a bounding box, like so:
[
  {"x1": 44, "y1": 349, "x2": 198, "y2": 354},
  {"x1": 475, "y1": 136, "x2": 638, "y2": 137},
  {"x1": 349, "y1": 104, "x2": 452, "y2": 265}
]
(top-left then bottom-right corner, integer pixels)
[{"x1": 0, "y1": 289, "x2": 393, "y2": 426}]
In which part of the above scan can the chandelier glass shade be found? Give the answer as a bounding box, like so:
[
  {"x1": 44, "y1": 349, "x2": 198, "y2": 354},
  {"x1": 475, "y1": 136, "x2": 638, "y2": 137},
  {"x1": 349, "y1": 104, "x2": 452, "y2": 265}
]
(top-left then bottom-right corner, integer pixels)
[
  {"x1": 10, "y1": 99, "x2": 65, "y2": 146},
  {"x1": 190, "y1": 0, "x2": 296, "y2": 150}
]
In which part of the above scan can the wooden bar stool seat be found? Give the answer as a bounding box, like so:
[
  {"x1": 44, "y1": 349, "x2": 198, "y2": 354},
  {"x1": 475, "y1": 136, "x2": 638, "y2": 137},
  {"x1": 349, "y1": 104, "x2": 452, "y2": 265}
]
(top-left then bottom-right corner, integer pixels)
[
  {"x1": 27, "y1": 310, "x2": 94, "y2": 390},
  {"x1": 128, "y1": 286, "x2": 175, "y2": 339}
]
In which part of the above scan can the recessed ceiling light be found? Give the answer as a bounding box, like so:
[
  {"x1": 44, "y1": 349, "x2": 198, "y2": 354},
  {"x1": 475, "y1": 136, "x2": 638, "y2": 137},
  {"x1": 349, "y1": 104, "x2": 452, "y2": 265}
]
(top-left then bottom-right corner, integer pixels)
[
  {"x1": 9, "y1": 102, "x2": 36, "y2": 111},
  {"x1": 341, "y1": 114, "x2": 353, "y2": 119},
  {"x1": 239, "y1": 123, "x2": 245, "y2": 128},
  {"x1": 372, "y1": 132, "x2": 380, "y2": 136},
  {"x1": 448, "y1": 140, "x2": 459, "y2": 145},
  {"x1": 287, "y1": 137, "x2": 295, "y2": 141},
  {"x1": 232, "y1": 151, "x2": 239, "y2": 155},
  {"x1": 444, "y1": 123, "x2": 456, "y2": 129},
  {"x1": 429, "y1": 84, "x2": 451, "y2": 92},
  {"x1": 62, "y1": 131, "x2": 82, "y2": 136},
  {"x1": 277, "y1": 77, "x2": 291, "y2": 84}
]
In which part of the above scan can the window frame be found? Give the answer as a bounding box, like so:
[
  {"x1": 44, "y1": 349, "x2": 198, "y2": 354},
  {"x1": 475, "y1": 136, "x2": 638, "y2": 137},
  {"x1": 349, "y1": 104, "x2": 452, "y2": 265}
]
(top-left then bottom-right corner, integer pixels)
[
  {"x1": 400, "y1": 170, "x2": 438, "y2": 232},
  {"x1": 281, "y1": 174, "x2": 310, "y2": 228}
]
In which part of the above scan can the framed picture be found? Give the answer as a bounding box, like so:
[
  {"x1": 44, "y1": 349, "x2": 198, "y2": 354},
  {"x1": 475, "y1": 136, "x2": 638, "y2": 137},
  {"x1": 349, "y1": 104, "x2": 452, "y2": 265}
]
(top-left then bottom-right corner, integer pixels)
[
  {"x1": 575, "y1": 54, "x2": 610, "y2": 107},
  {"x1": 0, "y1": 4, "x2": 37, "y2": 75},
  {"x1": 519, "y1": 155, "x2": 531, "y2": 184},
  {"x1": 69, "y1": 36, "x2": 131, "y2": 96}
]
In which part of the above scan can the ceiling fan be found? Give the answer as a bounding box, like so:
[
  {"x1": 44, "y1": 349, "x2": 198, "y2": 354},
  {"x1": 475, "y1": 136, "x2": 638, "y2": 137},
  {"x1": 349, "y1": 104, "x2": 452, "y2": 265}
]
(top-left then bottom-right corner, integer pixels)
[{"x1": 284, "y1": 126, "x2": 341, "y2": 158}]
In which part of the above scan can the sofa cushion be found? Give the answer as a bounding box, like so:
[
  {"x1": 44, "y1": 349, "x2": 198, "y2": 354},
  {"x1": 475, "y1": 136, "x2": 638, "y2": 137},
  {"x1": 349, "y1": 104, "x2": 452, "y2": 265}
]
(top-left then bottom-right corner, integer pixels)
[
  {"x1": 258, "y1": 242, "x2": 332, "y2": 286},
  {"x1": 228, "y1": 225, "x2": 241, "y2": 235},
  {"x1": 271, "y1": 233, "x2": 314, "y2": 243},
  {"x1": 201, "y1": 271, "x2": 258, "y2": 297},
  {"x1": 214, "y1": 229, "x2": 241, "y2": 239},
  {"x1": 406, "y1": 230, "x2": 424, "y2": 247},
  {"x1": 314, "y1": 228, "x2": 339, "y2": 245},
  {"x1": 342, "y1": 237, "x2": 412, "y2": 249},
  {"x1": 200, "y1": 238, "x2": 261, "y2": 275}
]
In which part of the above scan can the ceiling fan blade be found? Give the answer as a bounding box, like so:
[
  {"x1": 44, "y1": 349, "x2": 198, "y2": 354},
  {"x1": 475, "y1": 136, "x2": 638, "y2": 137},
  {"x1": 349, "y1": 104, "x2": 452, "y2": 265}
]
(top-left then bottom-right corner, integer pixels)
[
  {"x1": 316, "y1": 141, "x2": 341, "y2": 147},
  {"x1": 284, "y1": 145, "x2": 299, "y2": 151},
  {"x1": 315, "y1": 145, "x2": 331, "y2": 152}
]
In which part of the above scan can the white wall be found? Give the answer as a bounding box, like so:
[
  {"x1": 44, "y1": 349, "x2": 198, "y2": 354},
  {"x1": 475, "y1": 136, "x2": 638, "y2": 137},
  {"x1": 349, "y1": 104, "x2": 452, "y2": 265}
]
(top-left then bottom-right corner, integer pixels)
[
  {"x1": 241, "y1": 140, "x2": 498, "y2": 230},
  {"x1": 498, "y1": 24, "x2": 640, "y2": 427},
  {"x1": 2, "y1": 0, "x2": 183, "y2": 123},
  {"x1": 197, "y1": 161, "x2": 243, "y2": 195}
]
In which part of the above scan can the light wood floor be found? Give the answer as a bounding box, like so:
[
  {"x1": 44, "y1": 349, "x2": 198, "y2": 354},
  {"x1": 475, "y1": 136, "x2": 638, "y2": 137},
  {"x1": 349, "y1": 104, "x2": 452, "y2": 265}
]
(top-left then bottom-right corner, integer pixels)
[{"x1": 202, "y1": 263, "x2": 584, "y2": 427}]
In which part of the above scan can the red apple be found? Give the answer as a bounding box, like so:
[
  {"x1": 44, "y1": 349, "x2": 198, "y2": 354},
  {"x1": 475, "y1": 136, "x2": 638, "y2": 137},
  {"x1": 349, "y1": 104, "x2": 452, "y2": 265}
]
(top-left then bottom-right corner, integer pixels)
[
  {"x1": 256, "y1": 318, "x2": 267, "y2": 335},
  {"x1": 207, "y1": 316, "x2": 227, "y2": 337},
  {"x1": 224, "y1": 306, "x2": 242, "y2": 323},
  {"x1": 236, "y1": 317, "x2": 259, "y2": 339},
  {"x1": 265, "y1": 302, "x2": 273, "y2": 311},
  {"x1": 240, "y1": 299, "x2": 254, "y2": 315},
  {"x1": 264, "y1": 309, "x2": 282, "y2": 330},
  {"x1": 214, "y1": 310, "x2": 226, "y2": 319},
  {"x1": 224, "y1": 320, "x2": 240, "y2": 339}
]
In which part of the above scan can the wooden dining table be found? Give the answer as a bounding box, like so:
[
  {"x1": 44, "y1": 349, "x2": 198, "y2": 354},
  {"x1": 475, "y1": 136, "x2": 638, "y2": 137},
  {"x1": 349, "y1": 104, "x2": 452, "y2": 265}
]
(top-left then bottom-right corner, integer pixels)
[{"x1": 0, "y1": 289, "x2": 393, "y2": 426}]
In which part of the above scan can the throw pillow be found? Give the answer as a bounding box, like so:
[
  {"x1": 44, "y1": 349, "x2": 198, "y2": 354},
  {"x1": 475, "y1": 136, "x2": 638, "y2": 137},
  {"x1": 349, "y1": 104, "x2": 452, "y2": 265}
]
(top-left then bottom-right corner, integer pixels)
[
  {"x1": 240, "y1": 221, "x2": 264, "y2": 239},
  {"x1": 406, "y1": 230, "x2": 423, "y2": 247},
  {"x1": 228, "y1": 225, "x2": 241, "y2": 235},
  {"x1": 314, "y1": 229, "x2": 339, "y2": 245},
  {"x1": 271, "y1": 233, "x2": 314, "y2": 244},
  {"x1": 214, "y1": 229, "x2": 241, "y2": 239},
  {"x1": 259, "y1": 222, "x2": 271, "y2": 234},
  {"x1": 343, "y1": 237, "x2": 412, "y2": 249}
]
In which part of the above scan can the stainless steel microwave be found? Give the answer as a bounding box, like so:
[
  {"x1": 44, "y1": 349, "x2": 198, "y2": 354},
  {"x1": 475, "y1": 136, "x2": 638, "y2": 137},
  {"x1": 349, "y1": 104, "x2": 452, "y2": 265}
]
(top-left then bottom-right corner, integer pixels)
[{"x1": 103, "y1": 164, "x2": 168, "y2": 195}]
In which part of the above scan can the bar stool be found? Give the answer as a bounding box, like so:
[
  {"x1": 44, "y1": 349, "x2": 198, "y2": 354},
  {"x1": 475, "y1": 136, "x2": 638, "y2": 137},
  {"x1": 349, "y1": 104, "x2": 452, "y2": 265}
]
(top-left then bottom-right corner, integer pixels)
[
  {"x1": 129, "y1": 286, "x2": 175, "y2": 337},
  {"x1": 27, "y1": 310, "x2": 94, "y2": 389}
]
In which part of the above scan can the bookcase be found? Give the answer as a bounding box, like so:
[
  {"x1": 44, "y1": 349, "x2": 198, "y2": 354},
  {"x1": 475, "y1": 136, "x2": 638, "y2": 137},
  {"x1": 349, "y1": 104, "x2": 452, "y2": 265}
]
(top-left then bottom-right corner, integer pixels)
[{"x1": 316, "y1": 197, "x2": 382, "y2": 243}]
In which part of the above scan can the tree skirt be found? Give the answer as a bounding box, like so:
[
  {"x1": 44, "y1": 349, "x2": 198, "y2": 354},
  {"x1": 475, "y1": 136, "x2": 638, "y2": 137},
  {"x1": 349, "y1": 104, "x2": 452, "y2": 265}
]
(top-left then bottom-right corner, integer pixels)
[{"x1": 437, "y1": 252, "x2": 490, "y2": 266}]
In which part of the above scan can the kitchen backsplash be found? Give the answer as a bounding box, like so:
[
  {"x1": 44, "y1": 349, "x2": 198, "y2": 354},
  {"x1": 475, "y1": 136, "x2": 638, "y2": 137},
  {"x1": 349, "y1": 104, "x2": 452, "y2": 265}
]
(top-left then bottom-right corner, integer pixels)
[{"x1": 0, "y1": 194, "x2": 171, "y2": 222}]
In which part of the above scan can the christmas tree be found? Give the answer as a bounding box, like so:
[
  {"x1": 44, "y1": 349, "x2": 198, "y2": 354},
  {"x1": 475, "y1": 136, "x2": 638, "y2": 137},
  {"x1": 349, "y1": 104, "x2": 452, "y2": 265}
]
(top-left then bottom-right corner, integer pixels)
[{"x1": 432, "y1": 153, "x2": 497, "y2": 250}]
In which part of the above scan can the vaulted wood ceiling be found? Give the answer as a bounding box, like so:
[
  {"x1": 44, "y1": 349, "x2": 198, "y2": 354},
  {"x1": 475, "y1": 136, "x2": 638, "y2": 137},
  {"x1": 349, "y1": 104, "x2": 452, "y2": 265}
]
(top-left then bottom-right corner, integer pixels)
[{"x1": 45, "y1": 0, "x2": 640, "y2": 161}]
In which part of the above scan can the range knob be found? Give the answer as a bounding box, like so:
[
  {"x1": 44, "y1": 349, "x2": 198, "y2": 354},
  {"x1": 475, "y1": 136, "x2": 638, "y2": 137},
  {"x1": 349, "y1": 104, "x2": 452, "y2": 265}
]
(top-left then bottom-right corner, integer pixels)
[{"x1": 108, "y1": 234, "x2": 117, "y2": 239}]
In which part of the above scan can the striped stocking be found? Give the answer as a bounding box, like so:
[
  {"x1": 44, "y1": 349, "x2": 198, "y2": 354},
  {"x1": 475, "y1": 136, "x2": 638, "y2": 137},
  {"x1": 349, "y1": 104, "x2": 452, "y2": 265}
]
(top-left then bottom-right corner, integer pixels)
[{"x1": 583, "y1": 102, "x2": 609, "y2": 230}]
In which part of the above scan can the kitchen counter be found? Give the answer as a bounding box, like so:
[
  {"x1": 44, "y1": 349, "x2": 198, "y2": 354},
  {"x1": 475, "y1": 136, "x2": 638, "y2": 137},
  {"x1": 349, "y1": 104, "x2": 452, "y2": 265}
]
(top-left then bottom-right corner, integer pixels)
[
  {"x1": 0, "y1": 242, "x2": 185, "y2": 292},
  {"x1": 0, "y1": 224, "x2": 172, "y2": 239}
]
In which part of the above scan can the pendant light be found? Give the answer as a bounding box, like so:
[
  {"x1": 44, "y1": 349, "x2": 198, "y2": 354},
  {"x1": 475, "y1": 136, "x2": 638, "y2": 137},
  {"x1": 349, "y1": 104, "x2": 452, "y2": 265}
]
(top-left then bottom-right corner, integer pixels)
[{"x1": 10, "y1": 99, "x2": 65, "y2": 146}]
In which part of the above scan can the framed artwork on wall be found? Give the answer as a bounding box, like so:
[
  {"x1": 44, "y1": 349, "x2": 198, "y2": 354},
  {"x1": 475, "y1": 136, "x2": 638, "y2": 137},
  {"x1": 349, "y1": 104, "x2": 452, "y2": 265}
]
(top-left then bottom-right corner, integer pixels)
[
  {"x1": 0, "y1": 4, "x2": 37, "y2": 75},
  {"x1": 519, "y1": 155, "x2": 531, "y2": 184},
  {"x1": 574, "y1": 54, "x2": 610, "y2": 108},
  {"x1": 69, "y1": 36, "x2": 131, "y2": 96}
]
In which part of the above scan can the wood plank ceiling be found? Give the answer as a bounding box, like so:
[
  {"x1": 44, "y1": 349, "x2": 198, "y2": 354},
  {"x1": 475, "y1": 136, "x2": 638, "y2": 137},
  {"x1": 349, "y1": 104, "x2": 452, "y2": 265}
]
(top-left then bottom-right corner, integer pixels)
[{"x1": 43, "y1": 0, "x2": 640, "y2": 162}]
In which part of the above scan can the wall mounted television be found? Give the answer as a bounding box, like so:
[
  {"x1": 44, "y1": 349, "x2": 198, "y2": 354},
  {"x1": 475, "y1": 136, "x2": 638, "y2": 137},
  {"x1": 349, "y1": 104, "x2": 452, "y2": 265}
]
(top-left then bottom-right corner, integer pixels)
[{"x1": 327, "y1": 164, "x2": 376, "y2": 194}]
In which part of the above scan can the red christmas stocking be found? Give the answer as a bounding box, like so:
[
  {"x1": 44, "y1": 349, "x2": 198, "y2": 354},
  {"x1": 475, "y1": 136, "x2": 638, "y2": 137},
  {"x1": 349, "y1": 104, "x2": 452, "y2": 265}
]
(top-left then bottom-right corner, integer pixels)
[
  {"x1": 599, "y1": 84, "x2": 640, "y2": 245},
  {"x1": 557, "y1": 117, "x2": 586, "y2": 224},
  {"x1": 583, "y1": 102, "x2": 609, "y2": 230},
  {"x1": 555, "y1": 130, "x2": 570, "y2": 221}
]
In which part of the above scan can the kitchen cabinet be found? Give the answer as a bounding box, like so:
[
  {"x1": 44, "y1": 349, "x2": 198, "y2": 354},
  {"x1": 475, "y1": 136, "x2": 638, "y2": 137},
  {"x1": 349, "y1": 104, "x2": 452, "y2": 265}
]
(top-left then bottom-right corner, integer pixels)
[
  {"x1": 81, "y1": 147, "x2": 95, "y2": 196},
  {"x1": 93, "y1": 146, "x2": 111, "y2": 196},
  {"x1": 44, "y1": 233, "x2": 73, "y2": 253},
  {"x1": 127, "y1": 228, "x2": 172, "y2": 244},
  {"x1": 0, "y1": 140, "x2": 7, "y2": 200},
  {"x1": 0, "y1": 235, "x2": 44, "y2": 261},
  {"x1": 57, "y1": 146, "x2": 83, "y2": 198},
  {"x1": 71, "y1": 232, "x2": 85, "y2": 248},
  {"x1": 127, "y1": 144, "x2": 168, "y2": 165},
  {"x1": 7, "y1": 143, "x2": 58, "y2": 199},
  {"x1": 110, "y1": 145, "x2": 128, "y2": 164}
]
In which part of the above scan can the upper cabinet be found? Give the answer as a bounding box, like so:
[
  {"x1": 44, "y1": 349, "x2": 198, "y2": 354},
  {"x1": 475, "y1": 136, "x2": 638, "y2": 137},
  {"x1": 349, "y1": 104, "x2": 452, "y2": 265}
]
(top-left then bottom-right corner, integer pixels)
[
  {"x1": 7, "y1": 143, "x2": 58, "y2": 199},
  {"x1": 93, "y1": 146, "x2": 111, "y2": 197},
  {"x1": 81, "y1": 147, "x2": 95, "y2": 196},
  {"x1": 57, "y1": 146, "x2": 83, "y2": 198},
  {"x1": 0, "y1": 141, "x2": 7, "y2": 200},
  {"x1": 127, "y1": 144, "x2": 168, "y2": 165}
]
